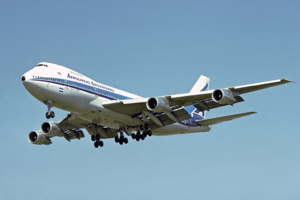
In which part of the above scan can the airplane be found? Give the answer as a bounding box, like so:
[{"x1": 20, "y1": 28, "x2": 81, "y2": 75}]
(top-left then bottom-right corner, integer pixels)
[{"x1": 21, "y1": 62, "x2": 291, "y2": 148}]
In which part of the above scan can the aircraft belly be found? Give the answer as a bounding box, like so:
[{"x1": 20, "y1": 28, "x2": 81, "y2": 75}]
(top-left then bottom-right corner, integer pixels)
[{"x1": 77, "y1": 112, "x2": 131, "y2": 129}]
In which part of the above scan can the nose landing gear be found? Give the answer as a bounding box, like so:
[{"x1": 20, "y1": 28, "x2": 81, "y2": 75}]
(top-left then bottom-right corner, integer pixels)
[
  {"x1": 46, "y1": 111, "x2": 55, "y2": 119},
  {"x1": 45, "y1": 100, "x2": 55, "y2": 119}
]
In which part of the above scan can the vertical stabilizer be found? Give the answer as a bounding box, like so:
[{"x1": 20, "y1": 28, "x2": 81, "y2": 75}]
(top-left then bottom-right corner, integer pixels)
[{"x1": 190, "y1": 75, "x2": 210, "y2": 93}]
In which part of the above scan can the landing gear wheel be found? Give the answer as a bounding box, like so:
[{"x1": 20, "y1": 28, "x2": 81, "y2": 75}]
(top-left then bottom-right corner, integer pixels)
[
  {"x1": 136, "y1": 134, "x2": 140, "y2": 141},
  {"x1": 124, "y1": 138, "x2": 128, "y2": 144},
  {"x1": 91, "y1": 135, "x2": 96, "y2": 141},
  {"x1": 141, "y1": 135, "x2": 145, "y2": 140},
  {"x1": 142, "y1": 131, "x2": 147, "y2": 138},
  {"x1": 46, "y1": 112, "x2": 50, "y2": 119},
  {"x1": 119, "y1": 138, "x2": 124, "y2": 145},
  {"x1": 115, "y1": 136, "x2": 119, "y2": 143},
  {"x1": 131, "y1": 133, "x2": 136, "y2": 139},
  {"x1": 144, "y1": 123, "x2": 149, "y2": 130},
  {"x1": 99, "y1": 140, "x2": 104, "y2": 147},
  {"x1": 96, "y1": 134, "x2": 101, "y2": 141},
  {"x1": 140, "y1": 124, "x2": 144, "y2": 131},
  {"x1": 50, "y1": 111, "x2": 55, "y2": 118},
  {"x1": 94, "y1": 141, "x2": 99, "y2": 148},
  {"x1": 147, "y1": 130, "x2": 152, "y2": 136}
]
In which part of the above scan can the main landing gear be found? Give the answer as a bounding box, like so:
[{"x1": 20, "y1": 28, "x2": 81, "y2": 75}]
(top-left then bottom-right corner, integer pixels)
[
  {"x1": 131, "y1": 130, "x2": 152, "y2": 141},
  {"x1": 114, "y1": 132, "x2": 128, "y2": 145},
  {"x1": 131, "y1": 123, "x2": 152, "y2": 142},
  {"x1": 45, "y1": 100, "x2": 55, "y2": 119},
  {"x1": 91, "y1": 134, "x2": 104, "y2": 148},
  {"x1": 91, "y1": 124, "x2": 104, "y2": 149}
]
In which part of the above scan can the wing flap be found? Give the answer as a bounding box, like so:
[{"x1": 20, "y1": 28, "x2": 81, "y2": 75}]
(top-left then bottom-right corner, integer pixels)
[
  {"x1": 193, "y1": 96, "x2": 244, "y2": 111},
  {"x1": 67, "y1": 130, "x2": 85, "y2": 140},
  {"x1": 57, "y1": 113, "x2": 90, "y2": 131},
  {"x1": 170, "y1": 91, "x2": 212, "y2": 106},
  {"x1": 196, "y1": 111, "x2": 256, "y2": 126},
  {"x1": 149, "y1": 108, "x2": 191, "y2": 130}
]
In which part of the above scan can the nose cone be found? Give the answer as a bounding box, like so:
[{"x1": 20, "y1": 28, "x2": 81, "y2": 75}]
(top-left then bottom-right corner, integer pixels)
[
  {"x1": 22, "y1": 72, "x2": 31, "y2": 92},
  {"x1": 21, "y1": 71, "x2": 31, "y2": 88},
  {"x1": 21, "y1": 71, "x2": 45, "y2": 101}
]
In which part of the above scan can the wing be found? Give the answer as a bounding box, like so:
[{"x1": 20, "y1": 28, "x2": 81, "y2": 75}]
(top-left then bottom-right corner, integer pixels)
[
  {"x1": 55, "y1": 113, "x2": 117, "y2": 141},
  {"x1": 102, "y1": 78, "x2": 290, "y2": 117}
]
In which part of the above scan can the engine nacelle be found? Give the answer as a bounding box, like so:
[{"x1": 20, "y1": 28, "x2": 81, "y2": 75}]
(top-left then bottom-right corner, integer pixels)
[
  {"x1": 212, "y1": 88, "x2": 236, "y2": 105},
  {"x1": 28, "y1": 130, "x2": 52, "y2": 145},
  {"x1": 41, "y1": 122, "x2": 64, "y2": 137},
  {"x1": 146, "y1": 97, "x2": 172, "y2": 113}
]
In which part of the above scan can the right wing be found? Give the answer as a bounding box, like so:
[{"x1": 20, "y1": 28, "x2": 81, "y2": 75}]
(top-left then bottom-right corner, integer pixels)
[{"x1": 56, "y1": 113, "x2": 118, "y2": 141}]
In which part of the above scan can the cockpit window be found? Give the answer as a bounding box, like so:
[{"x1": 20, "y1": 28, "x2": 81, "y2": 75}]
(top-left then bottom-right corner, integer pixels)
[{"x1": 36, "y1": 64, "x2": 48, "y2": 67}]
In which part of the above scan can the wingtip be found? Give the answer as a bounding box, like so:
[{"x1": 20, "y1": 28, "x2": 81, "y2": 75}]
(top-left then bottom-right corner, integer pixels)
[
  {"x1": 281, "y1": 79, "x2": 293, "y2": 83},
  {"x1": 246, "y1": 111, "x2": 257, "y2": 115}
]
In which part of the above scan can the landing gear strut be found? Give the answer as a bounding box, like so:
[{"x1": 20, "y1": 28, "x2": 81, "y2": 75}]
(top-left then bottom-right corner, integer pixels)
[
  {"x1": 93, "y1": 134, "x2": 104, "y2": 148},
  {"x1": 115, "y1": 132, "x2": 128, "y2": 145},
  {"x1": 45, "y1": 100, "x2": 55, "y2": 119},
  {"x1": 91, "y1": 124, "x2": 104, "y2": 148},
  {"x1": 131, "y1": 124, "x2": 152, "y2": 142}
]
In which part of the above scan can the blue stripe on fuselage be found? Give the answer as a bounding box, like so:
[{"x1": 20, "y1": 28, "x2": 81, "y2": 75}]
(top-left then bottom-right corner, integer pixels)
[{"x1": 32, "y1": 77, "x2": 130, "y2": 100}]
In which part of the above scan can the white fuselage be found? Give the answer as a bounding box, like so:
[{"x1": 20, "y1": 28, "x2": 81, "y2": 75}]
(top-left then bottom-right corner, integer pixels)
[{"x1": 22, "y1": 62, "x2": 211, "y2": 136}]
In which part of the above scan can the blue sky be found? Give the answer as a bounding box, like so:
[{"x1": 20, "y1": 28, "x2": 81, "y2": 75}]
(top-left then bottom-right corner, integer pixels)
[{"x1": 0, "y1": 0, "x2": 299, "y2": 199}]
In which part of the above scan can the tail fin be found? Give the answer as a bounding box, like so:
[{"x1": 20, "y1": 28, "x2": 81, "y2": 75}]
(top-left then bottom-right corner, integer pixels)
[
  {"x1": 190, "y1": 75, "x2": 210, "y2": 94},
  {"x1": 187, "y1": 75, "x2": 210, "y2": 119}
]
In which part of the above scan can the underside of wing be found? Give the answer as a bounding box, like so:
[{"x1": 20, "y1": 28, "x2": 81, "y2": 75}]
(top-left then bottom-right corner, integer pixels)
[
  {"x1": 147, "y1": 108, "x2": 192, "y2": 130},
  {"x1": 58, "y1": 113, "x2": 117, "y2": 139},
  {"x1": 57, "y1": 113, "x2": 90, "y2": 131}
]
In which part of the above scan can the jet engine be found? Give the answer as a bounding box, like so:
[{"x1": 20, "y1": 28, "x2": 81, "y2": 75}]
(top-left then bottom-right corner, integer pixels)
[
  {"x1": 28, "y1": 130, "x2": 52, "y2": 145},
  {"x1": 212, "y1": 88, "x2": 237, "y2": 105},
  {"x1": 146, "y1": 97, "x2": 172, "y2": 113},
  {"x1": 41, "y1": 122, "x2": 64, "y2": 137}
]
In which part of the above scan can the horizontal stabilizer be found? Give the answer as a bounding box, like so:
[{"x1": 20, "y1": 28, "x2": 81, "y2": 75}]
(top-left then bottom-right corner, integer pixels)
[{"x1": 196, "y1": 111, "x2": 256, "y2": 126}]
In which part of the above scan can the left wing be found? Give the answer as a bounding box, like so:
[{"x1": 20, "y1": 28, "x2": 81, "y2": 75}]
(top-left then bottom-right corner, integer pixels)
[{"x1": 169, "y1": 78, "x2": 290, "y2": 106}]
